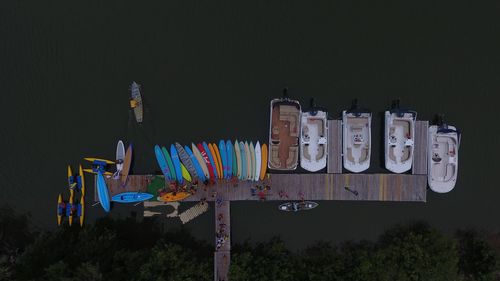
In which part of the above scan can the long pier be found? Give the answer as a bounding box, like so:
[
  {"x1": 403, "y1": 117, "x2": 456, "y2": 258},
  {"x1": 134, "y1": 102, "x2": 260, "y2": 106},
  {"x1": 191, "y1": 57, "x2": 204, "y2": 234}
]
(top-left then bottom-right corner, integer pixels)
[{"x1": 100, "y1": 120, "x2": 429, "y2": 281}]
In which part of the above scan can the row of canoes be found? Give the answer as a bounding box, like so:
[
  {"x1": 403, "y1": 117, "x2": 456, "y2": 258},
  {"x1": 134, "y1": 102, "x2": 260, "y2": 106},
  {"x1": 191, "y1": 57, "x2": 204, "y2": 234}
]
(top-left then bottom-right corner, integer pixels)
[{"x1": 154, "y1": 141, "x2": 269, "y2": 184}]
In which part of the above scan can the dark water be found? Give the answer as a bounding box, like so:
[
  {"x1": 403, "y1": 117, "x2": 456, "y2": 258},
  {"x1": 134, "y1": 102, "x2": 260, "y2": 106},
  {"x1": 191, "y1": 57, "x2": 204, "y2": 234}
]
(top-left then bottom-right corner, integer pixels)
[{"x1": 1, "y1": 0, "x2": 499, "y2": 249}]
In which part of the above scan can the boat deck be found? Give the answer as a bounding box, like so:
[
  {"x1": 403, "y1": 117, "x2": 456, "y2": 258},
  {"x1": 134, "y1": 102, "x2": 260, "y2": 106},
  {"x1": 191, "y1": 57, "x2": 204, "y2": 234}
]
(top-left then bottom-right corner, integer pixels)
[{"x1": 269, "y1": 102, "x2": 300, "y2": 170}]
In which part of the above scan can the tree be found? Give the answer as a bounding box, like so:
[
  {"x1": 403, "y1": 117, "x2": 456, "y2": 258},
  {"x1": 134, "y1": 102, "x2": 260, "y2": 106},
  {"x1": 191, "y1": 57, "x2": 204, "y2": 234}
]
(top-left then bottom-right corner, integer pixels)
[{"x1": 456, "y1": 229, "x2": 497, "y2": 281}]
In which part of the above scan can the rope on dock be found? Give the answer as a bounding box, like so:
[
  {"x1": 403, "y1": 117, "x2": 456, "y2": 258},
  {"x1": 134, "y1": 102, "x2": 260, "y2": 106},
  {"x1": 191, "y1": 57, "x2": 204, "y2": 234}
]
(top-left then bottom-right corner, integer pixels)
[{"x1": 179, "y1": 202, "x2": 209, "y2": 224}]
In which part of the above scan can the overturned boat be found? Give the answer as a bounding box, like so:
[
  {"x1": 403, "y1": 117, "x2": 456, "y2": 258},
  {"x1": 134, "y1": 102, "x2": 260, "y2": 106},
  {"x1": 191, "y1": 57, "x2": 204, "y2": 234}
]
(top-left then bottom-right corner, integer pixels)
[
  {"x1": 300, "y1": 99, "x2": 328, "y2": 172},
  {"x1": 278, "y1": 201, "x2": 318, "y2": 212},
  {"x1": 342, "y1": 100, "x2": 371, "y2": 173},
  {"x1": 268, "y1": 89, "x2": 301, "y2": 170},
  {"x1": 385, "y1": 100, "x2": 417, "y2": 173},
  {"x1": 428, "y1": 116, "x2": 460, "y2": 193}
]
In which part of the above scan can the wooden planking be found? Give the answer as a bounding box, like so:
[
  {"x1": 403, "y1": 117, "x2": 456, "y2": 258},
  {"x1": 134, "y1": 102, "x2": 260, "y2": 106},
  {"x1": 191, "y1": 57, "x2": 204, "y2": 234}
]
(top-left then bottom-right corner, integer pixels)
[
  {"x1": 327, "y1": 120, "x2": 342, "y2": 174},
  {"x1": 214, "y1": 200, "x2": 230, "y2": 281},
  {"x1": 413, "y1": 121, "x2": 428, "y2": 175}
]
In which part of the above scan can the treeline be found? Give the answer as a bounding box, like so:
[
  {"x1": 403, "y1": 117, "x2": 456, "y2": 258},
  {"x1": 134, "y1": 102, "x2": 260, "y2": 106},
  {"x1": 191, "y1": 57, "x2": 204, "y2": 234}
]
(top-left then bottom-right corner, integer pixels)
[{"x1": 1, "y1": 206, "x2": 499, "y2": 281}]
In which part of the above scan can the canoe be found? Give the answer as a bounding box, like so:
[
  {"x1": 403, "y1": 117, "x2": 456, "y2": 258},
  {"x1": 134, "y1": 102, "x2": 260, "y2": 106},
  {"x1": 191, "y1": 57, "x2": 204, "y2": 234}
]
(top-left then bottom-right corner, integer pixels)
[
  {"x1": 225, "y1": 140, "x2": 233, "y2": 178},
  {"x1": 111, "y1": 192, "x2": 154, "y2": 203},
  {"x1": 162, "y1": 146, "x2": 176, "y2": 181},
  {"x1": 116, "y1": 140, "x2": 125, "y2": 174},
  {"x1": 184, "y1": 145, "x2": 206, "y2": 182},
  {"x1": 170, "y1": 144, "x2": 184, "y2": 184},
  {"x1": 202, "y1": 142, "x2": 218, "y2": 179},
  {"x1": 219, "y1": 140, "x2": 227, "y2": 179},
  {"x1": 192, "y1": 143, "x2": 210, "y2": 180},
  {"x1": 78, "y1": 164, "x2": 85, "y2": 195},
  {"x1": 121, "y1": 144, "x2": 133, "y2": 186},
  {"x1": 180, "y1": 164, "x2": 192, "y2": 182},
  {"x1": 175, "y1": 143, "x2": 199, "y2": 181},
  {"x1": 57, "y1": 194, "x2": 64, "y2": 226},
  {"x1": 83, "y1": 169, "x2": 113, "y2": 176},
  {"x1": 211, "y1": 143, "x2": 223, "y2": 179},
  {"x1": 197, "y1": 143, "x2": 215, "y2": 180},
  {"x1": 254, "y1": 141, "x2": 261, "y2": 181},
  {"x1": 249, "y1": 141, "x2": 255, "y2": 181},
  {"x1": 244, "y1": 142, "x2": 251, "y2": 180},
  {"x1": 234, "y1": 140, "x2": 242, "y2": 179},
  {"x1": 260, "y1": 143, "x2": 268, "y2": 180},
  {"x1": 155, "y1": 145, "x2": 172, "y2": 180},
  {"x1": 84, "y1": 158, "x2": 115, "y2": 165},
  {"x1": 158, "y1": 191, "x2": 191, "y2": 202},
  {"x1": 79, "y1": 196, "x2": 84, "y2": 227},
  {"x1": 239, "y1": 141, "x2": 247, "y2": 180},
  {"x1": 97, "y1": 172, "x2": 111, "y2": 212},
  {"x1": 130, "y1": 81, "x2": 143, "y2": 124}
]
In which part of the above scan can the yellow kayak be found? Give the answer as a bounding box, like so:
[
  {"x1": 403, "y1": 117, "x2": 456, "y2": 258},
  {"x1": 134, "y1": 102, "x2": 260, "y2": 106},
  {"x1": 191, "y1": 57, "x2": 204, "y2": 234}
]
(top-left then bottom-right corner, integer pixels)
[
  {"x1": 83, "y1": 169, "x2": 113, "y2": 176},
  {"x1": 57, "y1": 194, "x2": 63, "y2": 226},
  {"x1": 79, "y1": 164, "x2": 85, "y2": 196},
  {"x1": 181, "y1": 163, "x2": 192, "y2": 182},
  {"x1": 158, "y1": 191, "x2": 191, "y2": 202},
  {"x1": 84, "y1": 158, "x2": 115, "y2": 164},
  {"x1": 79, "y1": 197, "x2": 84, "y2": 227}
]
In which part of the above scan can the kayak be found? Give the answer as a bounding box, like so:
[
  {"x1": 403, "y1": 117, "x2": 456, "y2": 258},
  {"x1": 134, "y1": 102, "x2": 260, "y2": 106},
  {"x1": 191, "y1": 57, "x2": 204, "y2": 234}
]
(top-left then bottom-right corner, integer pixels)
[
  {"x1": 162, "y1": 146, "x2": 176, "y2": 181},
  {"x1": 260, "y1": 143, "x2": 268, "y2": 180},
  {"x1": 78, "y1": 196, "x2": 84, "y2": 227},
  {"x1": 170, "y1": 144, "x2": 184, "y2": 184},
  {"x1": 209, "y1": 143, "x2": 222, "y2": 179},
  {"x1": 57, "y1": 194, "x2": 64, "y2": 226},
  {"x1": 184, "y1": 145, "x2": 206, "y2": 183},
  {"x1": 244, "y1": 142, "x2": 251, "y2": 181},
  {"x1": 155, "y1": 145, "x2": 172, "y2": 180},
  {"x1": 121, "y1": 144, "x2": 133, "y2": 186},
  {"x1": 197, "y1": 143, "x2": 216, "y2": 180},
  {"x1": 219, "y1": 140, "x2": 227, "y2": 179},
  {"x1": 111, "y1": 192, "x2": 154, "y2": 203},
  {"x1": 192, "y1": 143, "x2": 210, "y2": 180},
  {"x1": 77, "y1": 165, "x2": 85, "y2": 195},
  {"x1": 97, "y1": 172, "x2": 111, "y2": 212},
  {"x1": 158, "y1": 191, "x2": 191, "y2": 202},
  {"x1": 279, "y1": 201, "x2": 319, "y2": 212},
  {"x1": 181, "y1": 163, "x2": 192, "y2": 182},
  {"x1": 249, "y1": 141, "x2": 255, "y2": 181},
  {"x1": 67, "y1": 166, "x2": 74, "y2": 226}
]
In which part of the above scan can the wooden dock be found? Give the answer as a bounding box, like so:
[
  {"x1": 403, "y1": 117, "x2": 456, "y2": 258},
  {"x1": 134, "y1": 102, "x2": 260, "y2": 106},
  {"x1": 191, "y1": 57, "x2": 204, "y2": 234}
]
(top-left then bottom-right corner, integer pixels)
[{"x1": 96, "y1": 120, "x2": 429, "y2": 281}]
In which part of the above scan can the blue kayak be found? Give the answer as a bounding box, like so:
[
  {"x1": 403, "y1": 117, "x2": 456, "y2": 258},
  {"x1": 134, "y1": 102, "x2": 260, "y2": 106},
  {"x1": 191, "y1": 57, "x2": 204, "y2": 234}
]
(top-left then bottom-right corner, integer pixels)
[
  {"x1": 219, "y1": 140, "x2": 227, "y2": 179},
  {"x1": 184, "y1": 145, "x2": 207, "y2": 182},
  {"x1": 226, "y1": 140, "x2": 233, "y2": 178},
  {"x1": 203, "y1": 142, "x2": 218, "y2": 178},
  {"x1": 239, "y1": 141, "x2": 247, "y2": 180},
  {"x1": 154, "y1": 145, "x2": 172, "y2": 180},
  {"x1": 97, "y1": 172, "x2": 110, "y2": 212},
  {"x1": 111, "y1": 192, "x2": 154, "y2": 203},
  {"x1": 170, "y1": 144, "x2": 184, "y2": 184}
]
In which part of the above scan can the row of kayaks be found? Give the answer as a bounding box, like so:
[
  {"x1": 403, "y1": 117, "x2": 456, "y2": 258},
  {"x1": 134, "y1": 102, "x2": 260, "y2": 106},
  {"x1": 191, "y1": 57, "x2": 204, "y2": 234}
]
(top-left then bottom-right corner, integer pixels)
[
  {"x1": 154, "y1": 141, "x2": 269, "y2": 185},
  {"x1": 269, "y1": 93, "x2": 461, "y2": 193},
  {"x1": 57, "y1": 165, "x2": 85, "y2": 227}
]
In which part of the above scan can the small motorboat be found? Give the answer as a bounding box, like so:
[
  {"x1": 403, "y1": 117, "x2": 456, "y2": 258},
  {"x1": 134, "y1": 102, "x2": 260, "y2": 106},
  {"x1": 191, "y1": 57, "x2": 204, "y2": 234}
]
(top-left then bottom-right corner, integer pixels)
[
  {"x1": 385, "y1": 100, "x2": 417, "y2": 173},
  {"x1": 130, "y1": 81, "x2": 143, "y2": 124},
  {"x1": 428, "y1": 115, "x2": 460, "y2": 193},
  {"x1": 268, "y1": 89, "x2": 301, "y2": 170},
  {"x1": 278, "y1": 201, "x2": 318, "y2": 212},
  {"x1": 342, "y1": 99, "x2": 371, "y2": 173},
  {"x1": 300, "y1": 98, "x2": 328, "y2": 172}
]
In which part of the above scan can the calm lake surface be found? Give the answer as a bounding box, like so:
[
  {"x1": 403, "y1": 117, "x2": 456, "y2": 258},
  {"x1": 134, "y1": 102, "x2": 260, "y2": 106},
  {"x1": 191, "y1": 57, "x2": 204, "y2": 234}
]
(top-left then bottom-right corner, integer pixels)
[{"x1": 1, "y1": 0, "x2": 498, "y2": 249}]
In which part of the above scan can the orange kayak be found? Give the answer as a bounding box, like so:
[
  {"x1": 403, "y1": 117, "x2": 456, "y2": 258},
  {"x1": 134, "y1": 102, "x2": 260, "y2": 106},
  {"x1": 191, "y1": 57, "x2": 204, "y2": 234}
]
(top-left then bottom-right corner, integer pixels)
[
  {"x1": 158, "y1": 191, "x2": 191, "y2": 202},
  {"x1": 260, "y1": 143, "x2": 268, "y2": 180}
]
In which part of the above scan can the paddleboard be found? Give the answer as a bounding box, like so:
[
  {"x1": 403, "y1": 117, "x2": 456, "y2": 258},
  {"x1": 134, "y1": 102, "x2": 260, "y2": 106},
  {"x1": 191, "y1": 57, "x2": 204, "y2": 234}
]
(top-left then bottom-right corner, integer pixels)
[
  {"x1": 111, "y1": 192, "x2": 154, "y2": 203},
  {"x1": 209, "y1": 143, "x2": 222, "y2": 179},
  {"x1": 244, "y1": 141, "x2": 251, "y2": 181},
  {"x1": 232, "y1": 143, "x2": 237, "y2": 178},
  {"x1": 184, "y1": 145, "x2": 206, "y2": 183},
  {"x1": 255, "y1": 141, "x2": 261, "y2": 181},
  {"x1": 201, "y1": 142, "x2": 217, "y2": 180},
  {"x1": 260, "y1": 143, "x2": 268, "y2": 180},
  {"x1": 234, "y1": 140, "x2": 242, "y2": 179},
  {"x1": 170, "y1": 144, "x2": 184, "y2": 184},
  {"x1": 239, "y1": 141, "x2": 247, "y2": 180},
  {"x1": 121, "y1": 144, "x2": 133, "y2": 186},
  {"x1": 180, "y1": 163, "x2": 192, "y2": 182},
  {"x1": 116, "y1": 140, "x2": 125, "y2": 173},
  {"x1": 249, "y1": 141, "x2": 255, "y2": 181},
  {"x1": 78, "y1": 165, "x2": 85, "y2": 195},
  {"x1": 79, "y1": 196, "x2": 84, "y2": 227},
  {"x1": 197, "y1": 143, "x2": 215, "y2": 180},
  {"x1": 162, "y1": 146, "x2": 176, "y2": 181},
  {"x1": 219, "y1": 140, "x2": 227, "y2": 179},
  {"x1": 83, "y1": 169, "x2": 113, "y2": 176},
  {"x1": 155, "y1": 145, "x2": 172, "y2": 180},
  {"x1": 175, "y1": 143, "x2": 199, "y2": 181},
  {"x1": 57, "y1": 194, "x2": 64, "y2": 226},
  {"x1": 192, "y1": 143, "x2": 210, "y2": 180},
  {"x1": 84, "y1": 158, "x2": 115, "y2": 165},
  {"x1": 226, "y1": 140, "x2": 233, "y2": 179},
  {"x1": 158, "y1": 191, "x2": 191, "y2": 202},
  {"x1": 97, "y1": 172, "x2": 111, "y2": 212}
]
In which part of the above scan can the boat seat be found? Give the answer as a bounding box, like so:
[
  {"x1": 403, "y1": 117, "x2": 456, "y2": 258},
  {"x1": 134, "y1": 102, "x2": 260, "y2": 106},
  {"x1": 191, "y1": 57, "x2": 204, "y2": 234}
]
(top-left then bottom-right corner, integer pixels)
[
  {"x1": 359, "y1": 148, "x2": 369, "y2": 163},
  {"x1": 346, "y1": 147, "x2": 355, "y2": 163},
  {"x1": 444, "y1": 164, "x2": 455, "y2": 181},
  {"x1": 287, "y1": 147, "x2": 298, "y2": 167},
  {"x1": 269, "y1": 144, "x2": 281, "y2": 168},
  {"x1": 303, "y1": 144, "x2": 311, "y2": 160},
  {"x1": 316, "y1": 145, "x2": 325, "y2": 161}
]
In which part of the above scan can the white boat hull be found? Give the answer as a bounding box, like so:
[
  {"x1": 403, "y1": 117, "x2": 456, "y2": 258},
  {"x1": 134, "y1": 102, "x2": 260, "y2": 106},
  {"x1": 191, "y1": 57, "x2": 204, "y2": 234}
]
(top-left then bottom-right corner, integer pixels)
[
  {"x1": 385, "y1": 111, "x2": 416, "y2": 173},
  {"x1": 342, "y1": 111, "x2": 371, "y2": 173},
  {"x1": 300, "y1": 110, "x2": 328, "y2": 172},
  {"x1": 428, "y1": 125, "x2": 459, "y2": 193}
]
